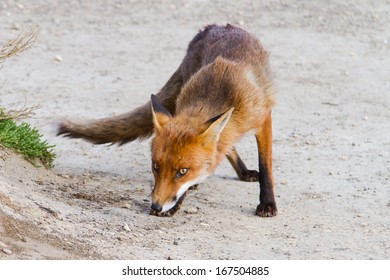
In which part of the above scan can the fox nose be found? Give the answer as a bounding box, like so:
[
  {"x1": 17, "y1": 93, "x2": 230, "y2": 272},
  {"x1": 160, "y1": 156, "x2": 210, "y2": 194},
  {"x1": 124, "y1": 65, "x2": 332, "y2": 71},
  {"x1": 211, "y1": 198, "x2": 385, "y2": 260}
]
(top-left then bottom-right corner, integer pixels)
[{"x1": 151, "y1": 202, "x2": 163, "y2": 212}]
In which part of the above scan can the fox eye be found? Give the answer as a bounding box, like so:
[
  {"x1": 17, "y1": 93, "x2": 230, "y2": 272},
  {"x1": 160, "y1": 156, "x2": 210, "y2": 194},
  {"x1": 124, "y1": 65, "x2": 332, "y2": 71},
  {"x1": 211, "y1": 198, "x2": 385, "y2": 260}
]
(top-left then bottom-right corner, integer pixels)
[
  {"x1": 177, "y1": 168, "x2": 189, "y2": 177},
  {"x1": 152, "y1": 162, "x2": 159, "y2": 171}
]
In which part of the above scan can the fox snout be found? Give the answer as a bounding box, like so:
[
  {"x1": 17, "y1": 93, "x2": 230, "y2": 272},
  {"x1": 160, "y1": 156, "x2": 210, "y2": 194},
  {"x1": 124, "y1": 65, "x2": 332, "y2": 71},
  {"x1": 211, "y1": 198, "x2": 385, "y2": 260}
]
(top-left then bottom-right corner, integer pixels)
[
  {"x1": 150, "y1": 189, "x2": 187, "y2": 217},
  {"x1": 151, "y1": 202, "x2": 163, "y2": 213}
]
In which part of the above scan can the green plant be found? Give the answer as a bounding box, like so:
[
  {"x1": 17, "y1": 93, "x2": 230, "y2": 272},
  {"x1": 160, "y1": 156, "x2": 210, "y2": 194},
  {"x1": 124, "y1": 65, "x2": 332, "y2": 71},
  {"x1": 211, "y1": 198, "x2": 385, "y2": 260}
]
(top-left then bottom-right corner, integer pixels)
[{"x1": 0, "y1": 108, "x2": 56, "y2": 168}]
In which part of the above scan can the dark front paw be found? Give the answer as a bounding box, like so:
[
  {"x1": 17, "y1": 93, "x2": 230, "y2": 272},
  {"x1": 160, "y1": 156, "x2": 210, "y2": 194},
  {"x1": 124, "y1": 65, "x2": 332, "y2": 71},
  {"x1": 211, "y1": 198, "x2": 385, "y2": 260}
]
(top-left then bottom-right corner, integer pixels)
[
  {"x1": 239, "y1": 170, "x2": 259, "y2": 182},
  {"x1": 256, "y1": 202, "x2": 277, "y2": 217}
]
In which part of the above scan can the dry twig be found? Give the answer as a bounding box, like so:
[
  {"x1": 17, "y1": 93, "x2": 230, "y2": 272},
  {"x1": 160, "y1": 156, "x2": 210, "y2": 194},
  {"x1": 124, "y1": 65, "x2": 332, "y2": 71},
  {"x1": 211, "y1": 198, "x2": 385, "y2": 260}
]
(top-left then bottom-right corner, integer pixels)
[
  {"x1": 0, "y1": 104, "x2": 40, "y2": 121},
  {"x1": 0, "y1": 26, "x2": 39, "y2": 64}
]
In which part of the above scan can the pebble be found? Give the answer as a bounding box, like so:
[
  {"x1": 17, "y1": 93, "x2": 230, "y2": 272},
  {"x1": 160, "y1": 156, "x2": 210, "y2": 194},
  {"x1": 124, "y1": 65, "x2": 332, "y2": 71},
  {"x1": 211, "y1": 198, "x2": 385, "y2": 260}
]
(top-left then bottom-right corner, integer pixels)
[
  {"x1": 54, "y1": 55, "x2": 63, "y2": 62},
  {"x1": 123, "y1": 223, "x2": 131, "y2": 232},
  {"x1": 2, "y1": 248, "x2": 12, "y2": 255},
  {"x1": 121, "y1": 203, "x2": 132, "y2": 209},
  {"x1": 340, "y1": 155, "x2": 348, "y2": 161},
  {"x1": 185, "y1": 207, "x2": 198, "y2": 214}
]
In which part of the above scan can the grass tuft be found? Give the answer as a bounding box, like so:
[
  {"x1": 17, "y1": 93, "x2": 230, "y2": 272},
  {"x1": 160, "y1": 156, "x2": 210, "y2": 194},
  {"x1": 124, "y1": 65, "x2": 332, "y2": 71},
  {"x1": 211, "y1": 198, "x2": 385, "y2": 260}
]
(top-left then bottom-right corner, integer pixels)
[{"x1": 0, "y1": 109, "x2": 56, "y2": 168}]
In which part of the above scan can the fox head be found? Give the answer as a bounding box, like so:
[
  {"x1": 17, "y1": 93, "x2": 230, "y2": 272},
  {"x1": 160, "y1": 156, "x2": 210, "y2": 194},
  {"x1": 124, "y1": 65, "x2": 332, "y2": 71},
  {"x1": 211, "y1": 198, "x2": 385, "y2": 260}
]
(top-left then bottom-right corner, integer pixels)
[{"x1": 149, "y1": 94, "x2": 233, "y2": 216}]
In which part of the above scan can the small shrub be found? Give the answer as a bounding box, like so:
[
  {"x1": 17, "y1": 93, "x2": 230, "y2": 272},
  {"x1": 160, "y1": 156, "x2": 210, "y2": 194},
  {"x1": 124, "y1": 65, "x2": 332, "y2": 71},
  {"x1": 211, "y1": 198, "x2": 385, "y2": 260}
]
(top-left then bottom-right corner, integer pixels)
[{"x1": 0, "y1": 109, "x2": 56, "y2": 168}]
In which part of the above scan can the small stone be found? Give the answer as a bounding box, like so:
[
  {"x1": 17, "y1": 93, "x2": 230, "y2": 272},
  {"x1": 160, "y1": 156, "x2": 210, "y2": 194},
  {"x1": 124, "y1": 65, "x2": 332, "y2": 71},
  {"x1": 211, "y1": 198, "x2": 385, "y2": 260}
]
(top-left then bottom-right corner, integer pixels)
[
  {"x1": 54, "y1": 55, "x2": 63, "y2": 62},
  {"x1": 121, "y1": 203, "x2": 132, "y2": 209},
  {"x1": 173, "y1": 240, "x2": 179, "y2": 246},
  {"x1": 340, "y1": 155, "x2": 348, "y2": 161},
  {"x1": 281, "y1": 180, "x2": 288, "y2": 185},
  {"x1": 185, "y1": 207, "x2": 198, "y2": 214},
  {"x1": 123, "y1": 223, "x2": 131, "y2": 232},
  {"x1": 362, "y1": 116, "x2": 368, "y2": 121},
  {"x1": 2, "y1": 248, "x2": 12, "y2": 255}
]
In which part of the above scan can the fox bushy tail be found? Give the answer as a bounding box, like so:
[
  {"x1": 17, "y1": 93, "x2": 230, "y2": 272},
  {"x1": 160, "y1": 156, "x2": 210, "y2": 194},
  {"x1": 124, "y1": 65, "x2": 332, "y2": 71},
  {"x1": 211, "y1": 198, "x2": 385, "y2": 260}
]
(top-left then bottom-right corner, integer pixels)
[{"x1": 57, "y1": 67, "x2": 183, "y2": 145}]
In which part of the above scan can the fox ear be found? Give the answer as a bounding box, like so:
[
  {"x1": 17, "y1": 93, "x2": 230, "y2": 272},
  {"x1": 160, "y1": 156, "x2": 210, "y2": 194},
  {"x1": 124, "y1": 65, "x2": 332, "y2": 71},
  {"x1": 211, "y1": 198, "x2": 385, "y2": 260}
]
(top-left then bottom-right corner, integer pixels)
[
  {"x1": 151, "y1": 94, "x2": 172, "y2": 132},
  {"x1": 201, "y1": 107, "x2": 234, "y2": 143}
]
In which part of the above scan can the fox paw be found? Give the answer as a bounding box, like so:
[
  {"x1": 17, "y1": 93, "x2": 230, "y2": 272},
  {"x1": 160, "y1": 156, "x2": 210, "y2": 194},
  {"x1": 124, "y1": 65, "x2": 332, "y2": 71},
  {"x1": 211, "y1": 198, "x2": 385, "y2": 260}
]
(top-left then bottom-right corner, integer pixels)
[
  {"x1": 239, "y1": 170, "x2": 259, "y2": 182},
  {"x1": 255, "y1": 203, "x2": 277, "y2": 217}
]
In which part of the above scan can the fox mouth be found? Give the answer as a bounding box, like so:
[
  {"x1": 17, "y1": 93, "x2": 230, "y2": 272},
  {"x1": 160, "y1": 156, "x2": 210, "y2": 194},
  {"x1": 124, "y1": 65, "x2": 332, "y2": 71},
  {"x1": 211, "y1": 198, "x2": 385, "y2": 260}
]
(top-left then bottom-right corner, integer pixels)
[{"x1": 150, "y1": 191, "x2": 188, "y2": 217}]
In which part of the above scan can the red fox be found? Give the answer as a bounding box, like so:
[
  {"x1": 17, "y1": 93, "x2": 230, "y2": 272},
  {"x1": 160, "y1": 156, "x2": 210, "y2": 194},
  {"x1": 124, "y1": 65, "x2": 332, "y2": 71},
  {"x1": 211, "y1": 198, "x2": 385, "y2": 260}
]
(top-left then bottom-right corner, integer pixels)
[{"x1": 58, "y1": 24, "x2": 277, "y2": 217}]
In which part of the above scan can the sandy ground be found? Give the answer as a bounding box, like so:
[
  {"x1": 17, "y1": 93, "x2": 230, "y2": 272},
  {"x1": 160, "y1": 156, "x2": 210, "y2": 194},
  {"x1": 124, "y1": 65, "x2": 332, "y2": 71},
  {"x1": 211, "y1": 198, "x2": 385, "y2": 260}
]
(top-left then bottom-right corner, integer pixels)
[{"x1": 0, "y1": 0, "x2": 389, "y2": 260}]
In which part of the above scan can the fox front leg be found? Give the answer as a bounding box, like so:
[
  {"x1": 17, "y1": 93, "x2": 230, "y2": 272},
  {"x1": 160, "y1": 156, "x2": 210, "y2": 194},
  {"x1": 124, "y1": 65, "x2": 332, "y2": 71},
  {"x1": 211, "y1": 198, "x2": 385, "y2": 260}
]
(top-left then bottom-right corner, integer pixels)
[
  {"x1": 255, "y1": 112, "x2": 277, "y2": 217},
  {"x1": 226, "y1": 147, "x2": 259, "y2": 182}
]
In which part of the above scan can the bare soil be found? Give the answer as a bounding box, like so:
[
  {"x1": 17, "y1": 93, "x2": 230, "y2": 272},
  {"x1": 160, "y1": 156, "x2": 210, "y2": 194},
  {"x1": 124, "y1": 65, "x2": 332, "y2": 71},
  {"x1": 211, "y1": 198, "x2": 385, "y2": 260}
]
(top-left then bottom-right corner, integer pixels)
[{"x1": 0, "y1": 0, "x2": 389, "y2": 259}]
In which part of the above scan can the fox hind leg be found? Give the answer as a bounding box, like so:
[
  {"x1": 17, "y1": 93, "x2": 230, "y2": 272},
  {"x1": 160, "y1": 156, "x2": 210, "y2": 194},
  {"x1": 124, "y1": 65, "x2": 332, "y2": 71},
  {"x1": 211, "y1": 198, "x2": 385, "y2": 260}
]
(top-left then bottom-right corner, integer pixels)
[
  {"x1": 226, "y1": 147, "x2": 259, "y2": 182},
  {"x1": 255, "y1": 112, "x2": 277, "y2": 217}
]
